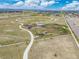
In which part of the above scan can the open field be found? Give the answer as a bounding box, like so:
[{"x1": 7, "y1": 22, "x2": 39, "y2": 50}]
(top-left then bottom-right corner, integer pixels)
[
  {"x1": 29, "y1": 35, "x2": 79, "y2": 59},
  {"x1": 0, "y1": 17, "x2": 30, "y2": 45},
  {"x1": 0, "y1": 12, "x2": 31, "y2": 59},
  {"x1": 0, "y1": 11, "x2": 79, "y2": 59}
]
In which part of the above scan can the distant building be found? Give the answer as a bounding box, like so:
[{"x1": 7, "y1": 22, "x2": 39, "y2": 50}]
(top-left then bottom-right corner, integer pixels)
[{"x1": 36, "y1": 22, "x2": 45, "y2": 27}]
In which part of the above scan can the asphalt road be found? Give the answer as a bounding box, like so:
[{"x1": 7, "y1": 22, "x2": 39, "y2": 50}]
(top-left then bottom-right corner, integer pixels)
[{"x1": 65, "y1": 15, "x2": 79, "y2": 47}]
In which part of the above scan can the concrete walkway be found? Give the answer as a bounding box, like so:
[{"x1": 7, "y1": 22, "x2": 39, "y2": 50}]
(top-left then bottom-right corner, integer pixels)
[{"x1": 19, "y1": 23, "x2": 34, "y2": 59}]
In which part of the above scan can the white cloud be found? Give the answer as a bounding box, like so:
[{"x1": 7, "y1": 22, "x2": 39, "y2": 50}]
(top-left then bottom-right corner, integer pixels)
[
  {"x1": 61, "y1": 1, "x2": 79, "y2": 10},
  {"x1": 24, "y1": 0, "x2": 56, "y2": 7},
  {"x1": 24, "y1": 0, "x2": 39, "y2": 7},
  {"x1": 0, "y1": 0, "x2": 56, "y2": 9},
  {"x1": 0, "y1": 2, "x2": 23, "y2": 9},
  {"x1": 41, "y1": 1, "x2": 55, "y2": 7},
  {"x1": 13, "y1": 1, "x2": 24, "y2": 6}
]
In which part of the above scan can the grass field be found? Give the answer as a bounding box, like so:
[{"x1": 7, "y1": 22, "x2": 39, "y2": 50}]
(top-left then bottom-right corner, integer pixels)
[
  {"x1": 0, "y1": 12, "x2": 31, "y2": 59},
  {"x1": 0, "y1": 17, "x2": 30, "y2": 45},
  {"x1": 0, "y1": 11, "x2": 78, "y2": 59}
]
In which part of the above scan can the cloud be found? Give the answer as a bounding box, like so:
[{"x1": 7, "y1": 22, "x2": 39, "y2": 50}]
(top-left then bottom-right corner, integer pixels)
[
  {"x1": 0, "y1": 0, "x2": 55, "y2": 9},
  {"x1": 24, "y1": 0, "x2": 56, "y2": 7},
  {"x1": 41, "y1": 1, "x2": 55, "y2": 7},
  {"x1": 0, "y1": 0, "x2": 57, "y2": 9},
  {"x1": 61, "y1": 1, "x2": 79, "y2": 10},
  {"x1": 24, "y1": 0, "x2": 39, "y2": 7},
  {"x1": 13, "y1": 1, "x2": 24, "y2": 6},
  {"x1": 0, "y1": 0, "x2": 25, "y2": 9}
]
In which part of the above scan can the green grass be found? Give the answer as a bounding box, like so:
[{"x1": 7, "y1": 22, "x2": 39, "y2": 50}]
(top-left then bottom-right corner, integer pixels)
[
  {"x1": 0, "y1": 11, "x2": 71, "y2": 59},
  {"x1": 28, "y1": 23, "x2": 70, "y2": 40},
  {"x1": 0, "y1": 11, "x2": 70, "y2": 44},
  {"x1": 0, "y1": 16, "x2": 29, "y2": 45}
]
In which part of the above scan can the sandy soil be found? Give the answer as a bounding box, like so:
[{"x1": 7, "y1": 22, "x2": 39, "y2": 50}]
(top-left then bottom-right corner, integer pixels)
[{"x1": 29, "y1": 35, "x2": 79, "y2": 59}]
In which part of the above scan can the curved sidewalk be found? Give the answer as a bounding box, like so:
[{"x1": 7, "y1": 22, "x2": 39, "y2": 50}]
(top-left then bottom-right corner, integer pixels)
[{"x1": 19, "y1": 23, "x2": 34, "y2": 59}]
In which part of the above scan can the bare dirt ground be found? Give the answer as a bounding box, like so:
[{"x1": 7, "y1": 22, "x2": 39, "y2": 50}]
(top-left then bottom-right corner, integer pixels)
[{"x1": 29, "y1": 35, "x2": 79, "y2": 59}]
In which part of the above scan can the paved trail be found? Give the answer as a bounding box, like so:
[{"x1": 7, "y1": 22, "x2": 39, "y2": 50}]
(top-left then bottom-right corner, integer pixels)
[{"x1": 19, "y1": 23, "x2": 34, "y2": 59}]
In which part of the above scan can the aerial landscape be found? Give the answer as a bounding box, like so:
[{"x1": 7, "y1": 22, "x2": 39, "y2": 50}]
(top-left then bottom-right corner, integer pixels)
[{"x1": 0, "y1": 0, "x2": 79, "y2": 59}]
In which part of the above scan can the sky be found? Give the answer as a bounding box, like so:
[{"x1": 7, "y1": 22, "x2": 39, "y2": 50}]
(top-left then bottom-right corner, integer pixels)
[{"x1": 0, "y1": 0, "x2": 79, "y2": 10}]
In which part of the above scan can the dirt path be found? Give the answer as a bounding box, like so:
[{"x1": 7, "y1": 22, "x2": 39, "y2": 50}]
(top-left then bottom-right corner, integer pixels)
[{"x1": 29, "y1": 35, "x2": 79, "y2": 59}]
